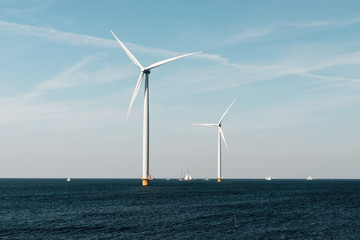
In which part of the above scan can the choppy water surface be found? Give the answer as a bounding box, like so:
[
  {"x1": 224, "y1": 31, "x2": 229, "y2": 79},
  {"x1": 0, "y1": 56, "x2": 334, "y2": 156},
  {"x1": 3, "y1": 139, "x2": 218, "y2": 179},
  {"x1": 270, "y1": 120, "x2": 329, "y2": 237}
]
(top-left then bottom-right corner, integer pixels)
[{"x1": 1, "y1": 179, "x2": 360, "y2": 239}]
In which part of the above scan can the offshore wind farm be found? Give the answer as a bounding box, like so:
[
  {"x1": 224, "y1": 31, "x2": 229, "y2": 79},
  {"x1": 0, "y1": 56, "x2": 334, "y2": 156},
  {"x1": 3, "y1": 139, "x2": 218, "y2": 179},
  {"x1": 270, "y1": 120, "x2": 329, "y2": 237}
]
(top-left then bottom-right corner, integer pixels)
[
  {"x1": 1, "y1": 2, "x2": 360, "y2": 180},
  {"x1": 1, "y1": 1, "x2": 360, "y2": 239}
]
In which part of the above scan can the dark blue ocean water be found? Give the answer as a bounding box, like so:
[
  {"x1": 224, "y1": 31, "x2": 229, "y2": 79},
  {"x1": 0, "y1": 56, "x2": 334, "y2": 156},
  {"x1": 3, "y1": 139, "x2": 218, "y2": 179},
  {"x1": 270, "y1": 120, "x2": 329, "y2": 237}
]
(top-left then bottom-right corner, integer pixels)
[{"x1": 1, "y1": 179, "x2": 360, "y2": 239}]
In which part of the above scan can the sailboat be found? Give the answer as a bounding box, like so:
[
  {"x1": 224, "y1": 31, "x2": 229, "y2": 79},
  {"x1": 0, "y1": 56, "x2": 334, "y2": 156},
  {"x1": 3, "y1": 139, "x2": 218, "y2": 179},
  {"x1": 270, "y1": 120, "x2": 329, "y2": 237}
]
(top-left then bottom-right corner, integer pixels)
[
  {"x1": 66, "y1": 177, "x2": 71, "y2": 182},
  {"x1": 265, "y1": 175, "x2": 272, "y2": 181},
  {"x1": 179, "y1": 170, "x2": 193, "y2": 181},
  {"x1": 306, "y1": 176, "x2": 313, "y2": 181}
]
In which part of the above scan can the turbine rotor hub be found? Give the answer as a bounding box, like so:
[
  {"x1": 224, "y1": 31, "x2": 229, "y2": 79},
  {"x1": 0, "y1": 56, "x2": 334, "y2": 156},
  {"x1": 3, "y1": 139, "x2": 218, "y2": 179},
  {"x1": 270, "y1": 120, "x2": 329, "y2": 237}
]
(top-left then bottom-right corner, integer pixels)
[{"x1": 143, "y1": 69, "x2": 151, "y2": 74}]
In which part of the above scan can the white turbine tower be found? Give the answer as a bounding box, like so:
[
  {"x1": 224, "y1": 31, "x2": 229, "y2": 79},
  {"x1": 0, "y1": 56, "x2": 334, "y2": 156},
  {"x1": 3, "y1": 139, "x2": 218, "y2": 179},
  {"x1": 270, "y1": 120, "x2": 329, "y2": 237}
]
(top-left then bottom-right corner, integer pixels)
[
  {"x1": 194, "y1": 99, "x2": 236, "y2": 182},
  {"x1": 111, "y1": 31, "x2": 200, "y2": 186}
]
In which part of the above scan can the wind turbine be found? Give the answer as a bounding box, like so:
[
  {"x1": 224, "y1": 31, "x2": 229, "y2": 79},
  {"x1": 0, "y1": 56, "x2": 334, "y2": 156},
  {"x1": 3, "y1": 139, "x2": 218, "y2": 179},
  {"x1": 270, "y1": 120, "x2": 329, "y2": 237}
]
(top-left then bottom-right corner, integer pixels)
[
  {"x1": 111, "y1": 31, "x2": 200, "y2": 186},
  {"x1": 194, "y1": 99, "x2": 236, "y2": 182}
]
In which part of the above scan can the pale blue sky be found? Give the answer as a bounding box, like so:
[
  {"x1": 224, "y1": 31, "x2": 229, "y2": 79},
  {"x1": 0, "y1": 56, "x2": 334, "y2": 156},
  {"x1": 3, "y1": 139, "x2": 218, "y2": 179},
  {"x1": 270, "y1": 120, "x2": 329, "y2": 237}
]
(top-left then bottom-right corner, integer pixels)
[{"x1": 1, "y1": 0, "x2": 360, "y2": 178}]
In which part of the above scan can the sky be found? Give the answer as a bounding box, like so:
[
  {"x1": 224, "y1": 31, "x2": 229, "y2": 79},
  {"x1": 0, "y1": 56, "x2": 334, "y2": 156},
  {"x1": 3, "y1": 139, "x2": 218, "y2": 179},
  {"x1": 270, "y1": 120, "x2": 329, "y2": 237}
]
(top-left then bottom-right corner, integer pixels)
[{"x1": 1, "y1": 0, "x2": 360, "y2": 179}]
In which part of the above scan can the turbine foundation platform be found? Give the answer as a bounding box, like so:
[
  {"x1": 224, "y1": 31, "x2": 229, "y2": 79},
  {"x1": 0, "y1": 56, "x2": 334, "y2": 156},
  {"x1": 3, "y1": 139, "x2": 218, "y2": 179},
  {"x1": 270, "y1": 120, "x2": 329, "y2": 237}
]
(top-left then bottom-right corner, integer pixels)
[
  {"x1": 218, "y1": 178, "x2": 222, "y2": 182},
  {"x1": 141, "y1": 176, "x2": 154, "y2": 186},
  {"x1": 142, "y1": 179, "x2": 149, "y2": 186}
]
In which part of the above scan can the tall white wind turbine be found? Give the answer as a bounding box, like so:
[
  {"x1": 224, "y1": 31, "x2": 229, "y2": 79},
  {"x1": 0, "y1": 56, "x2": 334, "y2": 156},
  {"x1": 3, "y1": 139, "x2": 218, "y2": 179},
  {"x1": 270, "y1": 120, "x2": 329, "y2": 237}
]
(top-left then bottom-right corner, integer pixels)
[
  {"x1": 194, "y1": 99, "x2": 236, "y2": 182},
  {"x1": 111, "y1": 31, "x2": 200, "y2": 186}
]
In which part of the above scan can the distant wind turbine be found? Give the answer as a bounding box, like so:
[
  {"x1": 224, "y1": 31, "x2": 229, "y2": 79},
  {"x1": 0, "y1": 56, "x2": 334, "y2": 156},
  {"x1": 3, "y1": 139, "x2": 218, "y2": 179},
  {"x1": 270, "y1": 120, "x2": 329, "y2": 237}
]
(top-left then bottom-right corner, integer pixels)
[
  {"x1": 111, "y1": 31, "x2": 200, "y2": 186},
  {"x1": 194, "y1": 99, "x2": 236, "y2": 182}
]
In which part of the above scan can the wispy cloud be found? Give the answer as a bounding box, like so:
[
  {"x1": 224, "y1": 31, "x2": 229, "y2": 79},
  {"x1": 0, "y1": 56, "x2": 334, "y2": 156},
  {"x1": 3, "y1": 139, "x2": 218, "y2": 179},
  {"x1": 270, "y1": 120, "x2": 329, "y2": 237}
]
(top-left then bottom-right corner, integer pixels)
[
  {"x1": 153, "y1": 49, "x2": 360, "y2": 95},
  {"x1": 36, "y1": 54, "x2": 114, "y2": 91},
  {"x1": 309, "y1": 52, "x2": 360, "y2": 70},
  {"x1": 26, "y1": 53, "x2": 133, "y2": 99},
  {"x1": 0, "y1": 19, "x2": 229, "y2": 64},
  {"x1": 216, "y1": 17, "x2": 360, "y2": 49},
  {"x1": 304, "y1": 73, "x2": 360, "y2": 83},
  {"x1": 221, "y1": 28, "x2": 273, "y2": 46},
  {"x1": 35, "y1": 55, "x2": 100, "y2": 92},
  {"x1": 2, "y1": 19, "x2": 360, "y2": 95},
  {"x1": 303, "y1": 73, "x2": 360, "y2": 89},
  {"x1": 282, "y1": 17, "x2": 360, "y2": 28},
  {"x1": 282, "y1": 21, "x2": 332, "y2": 27},
  {"x1": 0, "y1": 20, "x2": 117, "y2": 47},
  {"x1": 0, "y1": 52, "x2": 134, "y2": 104},
  {"x1": 225, "y1": 51, "x2": 360, "y2": 89}
]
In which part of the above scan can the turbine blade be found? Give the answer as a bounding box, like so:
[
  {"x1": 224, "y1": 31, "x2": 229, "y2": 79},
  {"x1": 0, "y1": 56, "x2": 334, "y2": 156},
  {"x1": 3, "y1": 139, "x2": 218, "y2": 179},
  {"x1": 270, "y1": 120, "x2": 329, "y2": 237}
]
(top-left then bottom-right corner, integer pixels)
[
  {"x1": 145, "y1": 51, "x2": 201, "y2": 70},
  {"x1": 111, "y1": 30, "x2": 143, "y2": 69},
  {"x1": 126, "y1": 72, "x2": 144, "y2": 123},
  {"x1": 218, "y1": 99, "x2": 236, "y2": 125},
  {"x1": 219, "y1": 127, "x2": 229, "y2": 150},
  {"x1": 192, "y1": 123, "x2": 217, "y2": 127}
]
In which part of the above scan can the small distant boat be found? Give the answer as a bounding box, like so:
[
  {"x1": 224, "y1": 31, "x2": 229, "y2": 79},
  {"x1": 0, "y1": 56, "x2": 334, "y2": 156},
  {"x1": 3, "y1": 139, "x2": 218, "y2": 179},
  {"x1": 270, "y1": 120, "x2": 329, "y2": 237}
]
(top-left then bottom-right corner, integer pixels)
[
  {"x1": 66, "y1": 177, "x2": 71, "y2": 182},
  {"x1": 205, "y1": 178, "x2": 209, "y2": 181},
  {"x1": 265, "y1": 176, "x2": 272, "y2": 181},
  {"x1": 179, "y1": 170, "x2": 193, "y2": 181},
  {"x1": 306, "y1": 176, "x2": 313, "y2": 181}
]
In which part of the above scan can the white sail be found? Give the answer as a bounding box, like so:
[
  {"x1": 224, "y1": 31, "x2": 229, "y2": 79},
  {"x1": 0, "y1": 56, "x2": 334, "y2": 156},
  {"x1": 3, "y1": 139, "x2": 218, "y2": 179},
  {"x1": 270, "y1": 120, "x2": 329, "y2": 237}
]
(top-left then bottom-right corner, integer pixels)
[
  {"x1": 184, "y1": 172, "x2": 192, "y2": 181},
  {"x1": 184, "y1": 173, "x2": 189, "y2": 180},
  {"x1": 179, "y1": 170, "x2": 193, "y2": 181}
]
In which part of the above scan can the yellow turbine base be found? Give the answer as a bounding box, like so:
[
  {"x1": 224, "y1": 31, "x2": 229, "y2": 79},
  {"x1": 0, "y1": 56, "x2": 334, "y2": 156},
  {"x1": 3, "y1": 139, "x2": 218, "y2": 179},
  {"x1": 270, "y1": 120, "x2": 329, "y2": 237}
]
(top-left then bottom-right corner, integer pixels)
[
  {"x1": 218, "y1": 178, "x2": 222, "y2": 182},
  {"x1": 142, "y1": 179, "x2": 149, "y2": 186}
]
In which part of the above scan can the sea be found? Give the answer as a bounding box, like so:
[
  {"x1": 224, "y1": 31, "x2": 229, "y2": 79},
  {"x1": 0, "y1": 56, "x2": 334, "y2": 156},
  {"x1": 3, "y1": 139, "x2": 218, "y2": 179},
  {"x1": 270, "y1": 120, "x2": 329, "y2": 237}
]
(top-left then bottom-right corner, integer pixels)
[{"x1": 1, "y1": 179, "x2": 360, "y2": 239}]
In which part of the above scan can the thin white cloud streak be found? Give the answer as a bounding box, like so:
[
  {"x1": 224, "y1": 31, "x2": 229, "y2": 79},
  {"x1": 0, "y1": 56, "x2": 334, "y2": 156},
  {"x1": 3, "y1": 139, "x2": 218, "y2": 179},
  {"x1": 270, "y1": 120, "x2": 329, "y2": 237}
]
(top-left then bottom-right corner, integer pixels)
[
  {"x1": 310, "y1": 52, "x2": 360, "y2": 70},
  {"x1": 2, "y1": 19, "x2": 360, "y2": 95},
  {"x1": 302, "y1": 73, "x2": 360, "y2": 90},
  {"x1": 0, "y1": 20, "x2": 117, "y2": 47},
  {"x1": 281, "y1": 17, "x2": 360, "y2": 27},
  {"x1": 2, "y1": 19, "x2": 358, "y2": 80},
  {"x1": 304, "y1": 73, "x2": 360, "y2": 83},
  {"x1": 34, "y1": 53, "x2": 130, "y2": 92},
  {"x1": 216, "y1": 17, "x2": 360, "y2": 49},
  {"x1": 284, "y1": 22, "x2": 331, "y2": 27},
  {"x1": 0, "y1": 20, "x2": 226, "y2": 63},
  {"x1": 152, "y1": 51, "x2": 360, "y2": 96},
  {"x1": 195, "y1": 48, "x2": 360, "y2": 92},
  {"x1": 2, "y1": 15, "x2": 359, "y2": 59},
  {"x1": 36, "y1": 55, "x2": 100, "y2": 91},
  {"x1": 14, "y1": 53, "x2": 134, "y2": 100},
  {"x1": 0, "y1": 19, "x2": 185, "y2": 59},
  {"x1": 220, "y1": 28, "x2": 273, "y2": 46},
  {"x1": 219, "y1": 51, "x2": 360, "y2": 90}
]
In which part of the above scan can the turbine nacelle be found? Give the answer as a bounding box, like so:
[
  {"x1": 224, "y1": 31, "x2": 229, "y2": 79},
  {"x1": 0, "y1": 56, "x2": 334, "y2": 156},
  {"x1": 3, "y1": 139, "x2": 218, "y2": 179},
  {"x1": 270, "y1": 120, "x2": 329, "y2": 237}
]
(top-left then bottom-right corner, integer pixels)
[
  {"x1": 111, "y1": 30, "x2": 200, "y2": 123},
  {"x1": 193, "y1": 99, "x2": 236, "y2": 151}
]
